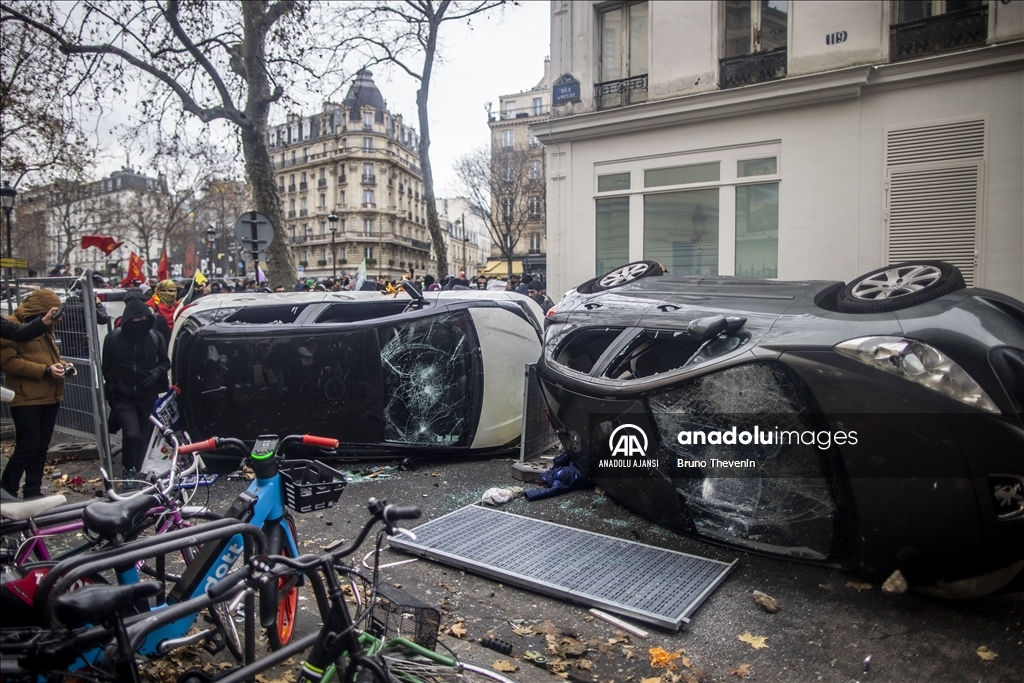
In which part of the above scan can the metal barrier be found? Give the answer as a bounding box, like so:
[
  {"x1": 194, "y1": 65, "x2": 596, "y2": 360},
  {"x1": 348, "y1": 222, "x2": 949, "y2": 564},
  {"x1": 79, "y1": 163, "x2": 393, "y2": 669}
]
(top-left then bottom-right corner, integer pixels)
[
  {"x1": 1, "y1": 272, "x2": 112, "y2": 478},
  {"x1": 519, "y1": 362, "x2": 561, "y2": 462}
]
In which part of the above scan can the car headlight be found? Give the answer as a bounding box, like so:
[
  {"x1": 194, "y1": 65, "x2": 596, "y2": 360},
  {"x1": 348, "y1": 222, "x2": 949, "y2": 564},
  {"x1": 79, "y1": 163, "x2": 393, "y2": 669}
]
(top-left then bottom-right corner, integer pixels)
[{"x1": 835, "y1": 336, "x2": 999, "y2": 414}]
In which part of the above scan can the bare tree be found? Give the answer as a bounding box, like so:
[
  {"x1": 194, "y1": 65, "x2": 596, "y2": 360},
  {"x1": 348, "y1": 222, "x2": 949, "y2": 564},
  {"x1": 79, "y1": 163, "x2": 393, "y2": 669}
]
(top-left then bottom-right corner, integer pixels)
[
  {"x1": 454, "y1": 146, "x2": 543, "y2": 279},
  {"x1": 0, "y1": 0, "x2": 341, "y2": 287},
  {"x1": 0, "y1": 2, "x2": 95, "y2": 185},
  {"x1": 347, "y1": 0, "x2": 504, "y2": 279}
]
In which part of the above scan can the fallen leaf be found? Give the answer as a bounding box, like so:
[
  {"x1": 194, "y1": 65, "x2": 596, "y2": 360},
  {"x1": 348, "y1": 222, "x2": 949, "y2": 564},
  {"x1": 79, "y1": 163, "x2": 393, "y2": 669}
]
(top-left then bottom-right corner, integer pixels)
[
  {"x1": 642, "y1": 678, "x2": 661, "y2": 683},
  {"x1": 575, "y1": 659, "x2": 594, "y2": 671},
  {"x1": 729, "y1": 663, "x2": 752, "y2": 678},
  {"x1": 447, "y1": 621, "x2": 467, "y2": 638},
  {"x1": 737, "y1": 632, "x2": 768, "y2": 650},
  {"x1": 975, "y1": 645, "x2": 998, "y2": 661},
  {"x1": 492, "y1": 660, "x2": 518, "y2": 672},
  {"x1": 649, "y1": 646, "x2": 682, "y2": 669},
  {"x1": 846, "y1": 581, "x2": 873, "y2": 592},
  {"x1": 511, "y1": 624, "x2": 534, "y2": 636},
  {"x1": 752, "y1": 590, "x2": 778, "y2": 613}
]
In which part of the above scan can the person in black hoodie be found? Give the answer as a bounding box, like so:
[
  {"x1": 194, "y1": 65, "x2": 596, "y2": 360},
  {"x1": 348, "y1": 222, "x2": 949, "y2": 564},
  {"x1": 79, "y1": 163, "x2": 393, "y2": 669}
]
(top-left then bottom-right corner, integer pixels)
[{"x1": 101, "y1": 296, "x2": 170, "y2": 486}]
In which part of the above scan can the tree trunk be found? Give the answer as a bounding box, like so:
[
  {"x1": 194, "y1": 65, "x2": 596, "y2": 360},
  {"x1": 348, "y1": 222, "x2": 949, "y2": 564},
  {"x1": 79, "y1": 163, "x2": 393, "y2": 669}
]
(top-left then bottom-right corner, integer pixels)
[
  {"x1": 239, "y1": 3, "x2": 291, "y2": 289},
  {"x1": 417, "y1": 17, "x2": 448, "y2": 280}
]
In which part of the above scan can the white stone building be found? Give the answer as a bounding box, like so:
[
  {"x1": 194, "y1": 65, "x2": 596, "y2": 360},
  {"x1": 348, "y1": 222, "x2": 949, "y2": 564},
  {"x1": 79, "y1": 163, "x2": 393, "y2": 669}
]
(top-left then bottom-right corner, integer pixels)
[
  {"x1": 535, "y1": 1, "x2": 1024, "y2": 300},
  {"x1": 435, "y1": 197, "x2": 491, "y2": 279}
]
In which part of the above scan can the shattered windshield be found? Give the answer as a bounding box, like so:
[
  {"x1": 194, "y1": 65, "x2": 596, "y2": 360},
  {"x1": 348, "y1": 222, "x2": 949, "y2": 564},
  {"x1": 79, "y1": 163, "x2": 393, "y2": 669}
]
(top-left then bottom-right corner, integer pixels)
[
  {"x1": 379, "y1": 310, "x2": 477, "y2": 446},
  {"x1": 648, "y1": 363, "x2": 837, "y2": 560}
]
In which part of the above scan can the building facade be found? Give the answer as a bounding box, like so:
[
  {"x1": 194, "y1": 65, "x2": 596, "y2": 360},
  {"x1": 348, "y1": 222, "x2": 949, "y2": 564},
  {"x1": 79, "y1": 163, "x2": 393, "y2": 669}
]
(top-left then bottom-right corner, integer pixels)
[
  {"x1": 537, "y1": 1, "x2": 1024, "y2": 300},
  {"x1": 436, "y1": 197, "x2": 491, "y2": 278},
  {"x1": 486, "y1": 59, "x2": 552, "y2": 280},
  {"x1": 17, "y1": 167, "x2": 170, "y2": 278},
  {"x1": 269, "y1": 70, "x2": 432, "y2": 283}
]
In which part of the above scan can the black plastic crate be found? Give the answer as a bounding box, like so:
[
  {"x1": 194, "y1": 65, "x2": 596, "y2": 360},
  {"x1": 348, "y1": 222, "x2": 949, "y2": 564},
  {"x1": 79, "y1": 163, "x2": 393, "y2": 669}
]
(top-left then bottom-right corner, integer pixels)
[
  {"x1": 278, "y1": 459, "x2": 347, "y2": 513},
  {"x1": 369, "y1": 583, "x2": 440, "y2": 651}
]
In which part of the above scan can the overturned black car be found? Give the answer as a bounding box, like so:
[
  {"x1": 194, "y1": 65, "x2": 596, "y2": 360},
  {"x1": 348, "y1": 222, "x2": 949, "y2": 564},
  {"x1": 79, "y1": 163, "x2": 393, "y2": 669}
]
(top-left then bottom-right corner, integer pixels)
[{"x1": 537, "y1": 261, "x2": 1024, "y2": 597}]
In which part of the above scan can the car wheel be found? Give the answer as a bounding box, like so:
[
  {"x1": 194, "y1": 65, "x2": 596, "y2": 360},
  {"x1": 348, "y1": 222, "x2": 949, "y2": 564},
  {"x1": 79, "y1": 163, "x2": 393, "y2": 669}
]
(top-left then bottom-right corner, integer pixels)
[
  {"x1": 578, "y1": 260, "x2": 666, "y2": 294},
  {"x1": 836, "y1": 261, "x2": 965, "y2": 313}
]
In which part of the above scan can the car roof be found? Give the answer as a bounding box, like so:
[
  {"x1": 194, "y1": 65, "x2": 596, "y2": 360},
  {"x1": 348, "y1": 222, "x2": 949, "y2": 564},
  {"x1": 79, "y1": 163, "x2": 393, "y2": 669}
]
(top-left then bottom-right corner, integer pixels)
[{"x1": 183, "y1": 289, "x2": 532, "y2": 309}]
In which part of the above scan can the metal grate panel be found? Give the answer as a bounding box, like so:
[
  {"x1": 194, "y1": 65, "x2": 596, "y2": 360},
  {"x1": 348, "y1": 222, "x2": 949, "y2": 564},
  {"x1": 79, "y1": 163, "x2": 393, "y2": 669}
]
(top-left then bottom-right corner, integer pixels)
[{"x1": 390, "y1": 505, "x2": 736, "y2": 630}]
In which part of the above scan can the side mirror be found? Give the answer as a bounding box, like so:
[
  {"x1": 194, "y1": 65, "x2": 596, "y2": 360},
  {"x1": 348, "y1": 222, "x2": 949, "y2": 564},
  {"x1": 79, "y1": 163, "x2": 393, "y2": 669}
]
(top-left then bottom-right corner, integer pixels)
[
  {"x1": 687, "y1": 315, "x2": 728, "y2": 341},
  {"x1": 400, "y1": 279, "x2": 426, "y2": 308}
]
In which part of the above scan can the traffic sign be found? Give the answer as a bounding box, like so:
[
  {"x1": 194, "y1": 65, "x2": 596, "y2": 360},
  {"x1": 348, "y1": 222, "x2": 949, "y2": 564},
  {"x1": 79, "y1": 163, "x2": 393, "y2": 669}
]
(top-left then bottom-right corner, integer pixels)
[
  {"x1": 233, "y1": 211, "x2": 275, "y2": 256},
  {"x1": 0, "y1": 257, "x2": 29, "y2": 269}
]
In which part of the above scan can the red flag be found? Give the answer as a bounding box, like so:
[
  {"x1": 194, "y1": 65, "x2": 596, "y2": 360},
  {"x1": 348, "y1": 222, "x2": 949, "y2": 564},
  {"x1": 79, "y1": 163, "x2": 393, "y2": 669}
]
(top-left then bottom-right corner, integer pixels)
[
  {"x1": 119, "y1": 252, "x2": 145, "y2": 287},
  {"x1": 157, "y1": 250, "x2": 169, "y2": 280},
  {"x1": 81, "y1": 235, "x2": 124, "y2": 255}
]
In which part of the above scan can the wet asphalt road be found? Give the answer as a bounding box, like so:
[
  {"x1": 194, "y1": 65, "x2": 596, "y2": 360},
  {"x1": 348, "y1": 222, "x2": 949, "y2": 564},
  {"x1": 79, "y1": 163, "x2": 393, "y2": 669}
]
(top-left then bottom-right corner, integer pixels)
[{"x1": 16, "y1": 446, "x2": 1022, "y2": 683}]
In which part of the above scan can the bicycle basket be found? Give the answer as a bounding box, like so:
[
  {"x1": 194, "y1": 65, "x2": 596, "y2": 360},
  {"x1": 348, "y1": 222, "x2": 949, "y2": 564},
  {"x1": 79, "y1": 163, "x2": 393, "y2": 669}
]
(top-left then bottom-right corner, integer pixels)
[
  {"x1": 278, "y1": 459, "x2": 347, "y2": 513},
  {"x1": 369, "y1": 583, "x2": 440, "y2": 651}
]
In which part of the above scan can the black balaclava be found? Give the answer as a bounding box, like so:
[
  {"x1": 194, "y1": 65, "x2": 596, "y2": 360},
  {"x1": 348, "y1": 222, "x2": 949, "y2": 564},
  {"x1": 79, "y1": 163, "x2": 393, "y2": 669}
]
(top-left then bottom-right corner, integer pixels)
[{"x1": 121, "y1": 296, "x2": 156, "y2": 340}]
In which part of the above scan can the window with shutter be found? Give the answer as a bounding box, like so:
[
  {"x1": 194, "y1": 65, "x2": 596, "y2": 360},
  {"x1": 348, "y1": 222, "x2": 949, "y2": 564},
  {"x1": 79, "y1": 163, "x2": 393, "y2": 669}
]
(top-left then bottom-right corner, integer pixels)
[{"x1": 885, "y1": 119, "x2": 985, "y2": 286}]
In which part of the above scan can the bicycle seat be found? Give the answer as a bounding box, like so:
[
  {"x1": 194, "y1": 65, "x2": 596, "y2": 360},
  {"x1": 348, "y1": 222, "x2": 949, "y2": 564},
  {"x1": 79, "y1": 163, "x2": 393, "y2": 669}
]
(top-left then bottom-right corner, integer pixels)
[
  {"x1": 0, "y1": 489, "x2": 68, "y2": 521},
  {"x1": 82, "y1": 494, "x2": 159, "y2": 540},
  {"x1": 53, "y1": 581, "x2": 163, "y2": 629}
]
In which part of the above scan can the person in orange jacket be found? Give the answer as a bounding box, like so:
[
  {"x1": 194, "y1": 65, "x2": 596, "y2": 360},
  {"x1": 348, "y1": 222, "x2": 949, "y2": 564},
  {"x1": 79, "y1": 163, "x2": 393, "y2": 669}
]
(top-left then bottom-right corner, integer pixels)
[{"x1": 147, "y1": 279, "x2": 178, "y2": 329}]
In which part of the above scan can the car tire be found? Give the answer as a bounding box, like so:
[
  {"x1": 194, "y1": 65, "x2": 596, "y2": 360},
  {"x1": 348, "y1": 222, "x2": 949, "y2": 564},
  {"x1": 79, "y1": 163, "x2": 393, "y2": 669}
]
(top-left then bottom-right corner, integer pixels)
[
  {"x1": 577, "y1": 260, "x2": 666, "y2": 294},
  {"x1": 836, "y1": 261, "x2": 965, "y2": 313}
]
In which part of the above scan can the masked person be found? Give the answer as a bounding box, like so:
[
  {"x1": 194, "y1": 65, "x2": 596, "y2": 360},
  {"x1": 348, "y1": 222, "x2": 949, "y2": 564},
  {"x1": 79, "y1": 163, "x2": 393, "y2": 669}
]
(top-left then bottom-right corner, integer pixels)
[
  {"x1": 147, "y1": 279, "x2": 178, "y2": 330},
  {"x1": 1, "y1": 289, "x2": 71, "y2": 499},
  {"x1": 102, "y1": 297, "x2": 170, "y2": 486}
]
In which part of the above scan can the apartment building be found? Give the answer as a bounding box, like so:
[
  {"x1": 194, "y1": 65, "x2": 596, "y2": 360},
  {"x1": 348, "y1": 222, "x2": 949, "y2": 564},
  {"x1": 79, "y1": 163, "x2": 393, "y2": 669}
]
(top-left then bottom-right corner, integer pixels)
[
  {"x1": 486, "y1": 59, "x2": 552, "y2": 280},
  {"x1": 536, "y1": 1, "x2": 1024, "y2": 299},
  {"x1": 269, "y1": 70, "x2": 433, "y2": 281},
  {"x1": 17, "y1": 167, "x2": 170, "y2": 276}
]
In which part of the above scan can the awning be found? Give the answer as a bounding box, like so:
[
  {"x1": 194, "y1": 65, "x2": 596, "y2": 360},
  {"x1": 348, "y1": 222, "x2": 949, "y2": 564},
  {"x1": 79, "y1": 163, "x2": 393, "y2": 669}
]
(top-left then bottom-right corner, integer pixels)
[{"x1": 479, "y1": 259, "x2": 523, "y2": 277}]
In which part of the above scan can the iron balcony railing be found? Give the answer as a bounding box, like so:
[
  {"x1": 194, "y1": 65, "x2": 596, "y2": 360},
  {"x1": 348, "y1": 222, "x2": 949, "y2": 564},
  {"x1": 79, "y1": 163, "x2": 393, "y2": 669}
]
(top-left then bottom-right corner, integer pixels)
[
  {"x1": 719, "y1": 47, "x2": 787, "y2": 89},
  {"x1": 491, "y1": 104, "x2": 550, "y2": 121},
  {"x1": 595, "y1": 74, "x2": 648, "y2": 110},
  {"x1": 890, "y1": 5, "x2": 987, "y2": 61}
]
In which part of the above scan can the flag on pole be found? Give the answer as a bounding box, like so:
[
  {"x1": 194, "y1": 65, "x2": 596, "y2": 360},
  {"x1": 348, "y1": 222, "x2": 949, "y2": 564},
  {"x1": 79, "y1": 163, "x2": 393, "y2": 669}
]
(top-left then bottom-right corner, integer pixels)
[
  {"x1": 194, "y1": 270, "x2": 208, "y2": 286},
  {"x1": 157, "y1": 250, "x2": 169, "y2": 280},
  {"x1": 353, "y1": 258, "x2": 367, "y2": 291},
  {"x1": 119, "y1": 252, "x2": 145, "y2": 287},
  {"x1": 81, "y1": 235, "x2": 123, "y2": 255}
]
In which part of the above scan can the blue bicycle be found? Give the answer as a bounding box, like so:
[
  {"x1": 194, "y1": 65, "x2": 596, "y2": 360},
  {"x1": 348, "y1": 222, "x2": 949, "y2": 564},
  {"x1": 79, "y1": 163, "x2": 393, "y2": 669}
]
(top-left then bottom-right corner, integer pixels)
[{"x1": 18, "y1": 427, "x2": 344, "y2": 677}]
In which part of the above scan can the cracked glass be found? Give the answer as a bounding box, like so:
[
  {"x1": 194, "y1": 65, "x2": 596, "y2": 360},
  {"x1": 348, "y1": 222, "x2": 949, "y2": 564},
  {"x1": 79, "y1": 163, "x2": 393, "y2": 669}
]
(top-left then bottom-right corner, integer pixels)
[
  {"x1": 379, "y1": 311, "x2": 476, "y2": 446},
  {"x1": 648, "y1": 363, "x2": 836, "y2": 560}
]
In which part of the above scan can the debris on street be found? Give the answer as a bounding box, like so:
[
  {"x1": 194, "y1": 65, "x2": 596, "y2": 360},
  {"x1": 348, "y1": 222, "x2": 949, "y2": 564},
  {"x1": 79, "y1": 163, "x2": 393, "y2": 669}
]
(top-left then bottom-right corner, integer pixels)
[
  {"x1": 882, "y1": 569, "x2": 908, "y2": 595},
  {"x1": 752, "y1": 589, "x2": 779, "y2": 613},
  {"x1": 480, "y1": 486, "x2": 523, "y2": 505}
]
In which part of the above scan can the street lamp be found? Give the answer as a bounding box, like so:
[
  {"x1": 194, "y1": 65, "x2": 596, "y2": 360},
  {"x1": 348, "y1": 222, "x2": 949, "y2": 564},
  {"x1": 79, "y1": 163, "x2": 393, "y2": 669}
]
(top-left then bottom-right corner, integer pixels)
[
  {"x1": 2, "y1": 181, "x2": 17, "y2": 313},
  {"x1": 328, "y1": 212, "x2": 338, "y2": 278},
  {"x1": 206, "y1": 225, "x2": 217, "y2": 276}
]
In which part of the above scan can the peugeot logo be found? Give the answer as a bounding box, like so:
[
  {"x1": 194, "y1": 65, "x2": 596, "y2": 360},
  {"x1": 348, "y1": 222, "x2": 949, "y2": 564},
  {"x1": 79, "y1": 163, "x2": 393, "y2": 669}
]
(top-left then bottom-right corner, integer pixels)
[{"x1": 608, "y1": 424, "x2": 648, "y2": 458}]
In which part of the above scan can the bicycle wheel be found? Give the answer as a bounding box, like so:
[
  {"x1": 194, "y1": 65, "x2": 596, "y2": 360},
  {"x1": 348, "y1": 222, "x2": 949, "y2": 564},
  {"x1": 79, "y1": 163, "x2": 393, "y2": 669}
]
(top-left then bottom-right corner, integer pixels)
[
  {"x1": 323, "y1": 377, "x2": 346, "y2": 402},
  {"x1": 176, "y1": 515, "x2": 244, "y2": 662},
  {"x1": 266, "y1": 513, "x2": 300, "y2": 650}
]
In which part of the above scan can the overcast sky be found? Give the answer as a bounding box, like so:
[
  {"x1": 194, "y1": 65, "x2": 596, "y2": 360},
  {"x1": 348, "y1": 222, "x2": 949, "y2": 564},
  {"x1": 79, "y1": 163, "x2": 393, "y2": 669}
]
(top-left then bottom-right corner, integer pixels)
[{"x1": 93, "y1": 1, "x2": 551, "y2": 198}]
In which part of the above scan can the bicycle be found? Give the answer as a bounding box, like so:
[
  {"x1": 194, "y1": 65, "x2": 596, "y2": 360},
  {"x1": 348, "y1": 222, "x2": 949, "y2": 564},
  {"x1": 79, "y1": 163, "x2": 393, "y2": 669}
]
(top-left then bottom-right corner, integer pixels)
[
  {"x1": 185, "y1": 498, "x2": 522, "y2": 683},
  {"x1": 16, "y1": 424, "x2": 342, "y2": 676}
]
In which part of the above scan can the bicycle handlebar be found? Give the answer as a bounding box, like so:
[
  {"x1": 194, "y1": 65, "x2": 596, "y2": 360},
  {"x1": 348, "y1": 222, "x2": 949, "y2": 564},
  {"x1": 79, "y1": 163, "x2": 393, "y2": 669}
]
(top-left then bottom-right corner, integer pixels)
[
  {"x1": 212, "y1": 500, "x2": 421, "y2": 599},
  {"x1": 302, "y1": 434, "x2": 340, "y2": 448},
  {"x1": 177, "y1": 437, "x2": 217, "y2": 454}
]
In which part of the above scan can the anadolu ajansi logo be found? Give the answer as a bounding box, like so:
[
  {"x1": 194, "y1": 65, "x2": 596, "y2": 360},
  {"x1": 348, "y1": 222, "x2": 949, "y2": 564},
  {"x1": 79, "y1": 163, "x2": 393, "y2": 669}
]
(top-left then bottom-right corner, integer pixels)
[{"x1": 608, "y1": 424, "x2": 648, "y2": 458}]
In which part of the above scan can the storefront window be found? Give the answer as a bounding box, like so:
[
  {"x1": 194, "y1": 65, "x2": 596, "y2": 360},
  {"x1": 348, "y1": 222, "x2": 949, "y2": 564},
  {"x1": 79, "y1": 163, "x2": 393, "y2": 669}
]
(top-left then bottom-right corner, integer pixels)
[
  {"x1": 644, "y1": 189, "x2": 719, "y2": 276},
  {"x1": 735, "y1": 183, "x2": 779, "y2": 278},
  {"x1": 596, "y1": 197, "x2": 630, "y2": 275}
]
